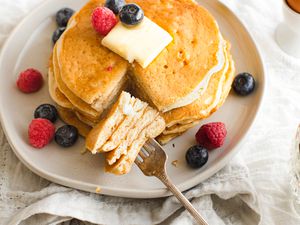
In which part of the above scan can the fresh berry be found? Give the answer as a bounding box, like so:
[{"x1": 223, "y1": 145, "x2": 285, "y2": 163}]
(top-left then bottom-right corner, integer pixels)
[
  {"x1": 91, "y1": 7, "x2": 118, "y2": 36},
  {"x1": 105, "y1": 0, "x2": 126, "y2": 14},
  {"x1": 16, "y1": 68, "x2": 43, "y2": 93},
  {"x1": 195, "y1": 122, "x2": 227, "y2": 150},
  {"x1": 186, "y1": 145, "x2": 209, "y2": 168},
  {"x1": 55, "y1": 125, "x2": 78, "y2": 147},
  {"x1": 119, "y1": 4, "x2": 144, "y2": 26},
  {"x1": 28, "y1": 119, "x2": 55, "y2": 149},
  {"x1": 52, "y1": 27, "x2": 66, "y2": 44},
  {"x1": 56, "y1": 8, "x2": 74, "y2": 27},
  {"x1": 34, "y1": 104, "x2": 58, "y2": 123},
  {"x1": 232, "y1": 72, "x2": 255, "y2": 96}
]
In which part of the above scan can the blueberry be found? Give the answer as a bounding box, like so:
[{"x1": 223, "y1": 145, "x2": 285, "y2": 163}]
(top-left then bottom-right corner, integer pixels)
[
  {"x1": 185, "y1": 145, "x2": 209, "y2": 168},
  {"x1": 119, "y1": 4, "x2": 144, "y2": 26},
  {"x1": 52, "y1": 27, "x2": 66, "y2": 44},
  {"x1": 55, "y1": 125, "x2": 78, "y2": 147},
  {"x1": 56, "y1": 8, "x2": 74, "y2": 27},
  {"x1": 232, "y1": 72, "x2": 255, "y2": 96},
  {"x1": 105, "y1": 0, "x2": 126, "y2": 14},
  {"x1": 34, "y1": 104, "x2": 58, "y2": 123}
]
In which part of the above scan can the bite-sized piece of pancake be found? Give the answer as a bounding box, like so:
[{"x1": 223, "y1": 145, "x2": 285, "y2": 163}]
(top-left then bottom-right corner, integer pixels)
[
  {"x1": 48, "y1": 59, "x2": 73, "y2": 109},
  {"x1": 105, "y1": 107, "x2": 159, "y2": 166},
  {"x1": 57, "y1": 106, "x2": 92, "y2": 137},
  {"x1": 101, "y1": 98, "x2": 148, "y2": 152},
  {"x1": 162, "y1": 42, "x2": 231, "y2": 130},
  {"x1": 85, "y1": 92, "x2": 132, "y2": 154},
  {"x1": 129, "y1": 0, "x2": 223, "y2": 112},
  {"x1": 57, "y1": 0, "x2": 129, "y2": 111},
  {"x1": 106, "y1": 116, "x2": 165, "y2": 175}
]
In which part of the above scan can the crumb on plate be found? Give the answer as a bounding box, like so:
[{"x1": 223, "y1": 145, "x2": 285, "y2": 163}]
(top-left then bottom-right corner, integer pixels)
[
  {"x1": 95, "y1": 187, "x2": 101, "y2": 193},
  {"x1": 171, "y1": 160, "x2": 178, "y2": 167},
  {"x1": 80, "y1": 148, "x2": 87, "y2": 155}
]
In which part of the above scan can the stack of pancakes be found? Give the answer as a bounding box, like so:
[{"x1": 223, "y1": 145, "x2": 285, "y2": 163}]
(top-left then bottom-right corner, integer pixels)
[
  {"x1": 86, "y1": 91, "x2": 165, "y2": 175},
  {"x1": 48, "y1": 0, "x2": 235, "y2": 147}
]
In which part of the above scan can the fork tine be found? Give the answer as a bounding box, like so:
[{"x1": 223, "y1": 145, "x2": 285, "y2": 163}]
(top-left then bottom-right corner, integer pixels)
[
  {"x1": 141, "y1": 147, "x2": 150, "y2": 156},
  {"x1": 135, "y1": 159, "x2": 143, "y2": 170},
  {"x1": 138, "y1": 148, "x2": 148, "y2": 159},
  {"x1": 135, "y1": 158, "x2": 141, "y2": 165},
  {"x1": 144, "y1": 141, "x2": 155, "y2": 153},
  {"x1": 148, "y1": 138, "x2": 163, "y2": 149},
  {"x1": 135, "y1": 154, "x2": 143, "y2": 164}
]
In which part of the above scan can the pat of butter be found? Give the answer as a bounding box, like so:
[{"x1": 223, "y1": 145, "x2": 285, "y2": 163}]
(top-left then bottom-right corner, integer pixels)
[{"x1": 102, "y1": 17, "x2": 173, "y2": 68}]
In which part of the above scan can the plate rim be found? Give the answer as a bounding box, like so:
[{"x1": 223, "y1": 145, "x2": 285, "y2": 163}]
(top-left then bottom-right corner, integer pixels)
[{"x1": 0, "y1": 0, "x2": 267, "y2": 198}]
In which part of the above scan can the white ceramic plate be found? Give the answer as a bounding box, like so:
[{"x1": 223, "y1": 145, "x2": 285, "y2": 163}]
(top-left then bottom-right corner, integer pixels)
[{"x1": 0, "y1": 0, "x2": 265, "y2": 198}]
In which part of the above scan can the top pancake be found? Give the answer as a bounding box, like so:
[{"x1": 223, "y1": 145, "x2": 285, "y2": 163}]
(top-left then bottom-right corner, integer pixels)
[
  {"x1": 57, "y1": 0, "x2": 128, "y2": 105},
  {"x1": 129, "y1": 0, "x2": 222, "y2": 112}
]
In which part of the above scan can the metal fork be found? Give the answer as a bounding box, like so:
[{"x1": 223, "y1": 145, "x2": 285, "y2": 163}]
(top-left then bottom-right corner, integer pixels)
[{"x1": 135, "y1": 138, "x2": 209, "y2": 225}]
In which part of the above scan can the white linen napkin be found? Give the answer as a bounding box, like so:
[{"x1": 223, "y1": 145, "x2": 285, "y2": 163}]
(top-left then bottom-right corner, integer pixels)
[{"x1": 0, "y1": 0, "x2": 300, "y2": 224}]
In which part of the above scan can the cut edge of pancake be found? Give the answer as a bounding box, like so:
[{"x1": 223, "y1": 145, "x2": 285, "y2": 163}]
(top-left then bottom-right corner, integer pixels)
[
  {"x1": 162, "y1": 40, "x2": 231, "y2": 129},
  {"x1": 85, "y1": 91, "x2": 132, "y2": 154},
  {"x1": 105, "y1": 106, "x2": 159, "y2": 166},
  {"x1": 157, "y1": 49, "x2": 235, "y2": 144},
  {"x1": 85, "y1": 91, "x2": 165, "y2": 175},
  {"x1": 105, "y1": 115, "x2": 165, "y2": 175}
]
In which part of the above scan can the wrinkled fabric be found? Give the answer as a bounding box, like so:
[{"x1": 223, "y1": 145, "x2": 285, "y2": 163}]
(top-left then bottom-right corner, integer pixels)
[{"x1": 0, "y1": 0, "x2": 300, "y2": 224}]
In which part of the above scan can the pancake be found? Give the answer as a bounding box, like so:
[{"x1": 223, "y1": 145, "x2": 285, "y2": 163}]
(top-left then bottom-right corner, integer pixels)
[
  {"x1": 157, "y1": 132, "x2": 183, "y2": 145},
  {"x1": 53, "y1": 45, "x2": 103, "y2": 119},
  {"x1": 129, "y1": 0, "x2": 224, "y2": 112},
  {"x1": 85, "y1": 91, "x2": 132, "y2": 154},
  {"x1": 48, "y1": 60, "x2": 73, "y2": 109},
  {"x1": 101, "y1": 98, "x2": 148, "y2": 152},
  {"x1": 57, "y1": 0, "x2": 129, "y2": 110},
  {"x1": 162, "y1": 53, "x2": 233, "y2": 136},
  {"x1": 106, "y1": 116, "x2": 165, "y2": 175},
  {"x1": 163, "y1": 120, "x2": 201, "y2": 135},
  {"x1": 212, "y1": 55, "x2": 235, "y2": 112},
  {"x1": 85, "y1": 91, "x2": 165, "y2": 175},
  {"x1": 105, "y1": 107, "x2": 159, "y2": 166},
  {"x1": 57, "y1": 106, "x2": 92, "y2": 137},
  {"x1": 50, "y1": 57, "x2": 104, "y2": 127},
  {"x1": 50, "y1": 57, "x2": 104, "y2": 126},
  {"x1": 162, "y1": 42, "x2": 231, "y2": 130},
  {"x1": 157, "y1": 52, "x2": 235, "y2": 144},
  {"x1": 75, "y1": 111, "x2": 100, "y2": 127}
]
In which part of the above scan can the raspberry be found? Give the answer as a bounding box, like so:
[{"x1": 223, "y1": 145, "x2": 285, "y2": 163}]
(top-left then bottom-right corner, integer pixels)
[
  {"x1": 28, "y1": 119, "x2": 55, "y2": 149},
  {"x1": 195, "y1": 122, "x2": 227, "y2": 150},
  {"x1": 16, "y1": 68, "x2": 43, "y2": 93},
  {"x1": 91, "y1": 7, "x2": 117, "y2": 36}
]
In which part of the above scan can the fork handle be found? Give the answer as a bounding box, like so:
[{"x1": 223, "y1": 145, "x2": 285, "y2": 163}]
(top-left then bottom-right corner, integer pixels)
[{"x1": 157, "y1": 173, "x2": 209, "y2": 225}]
